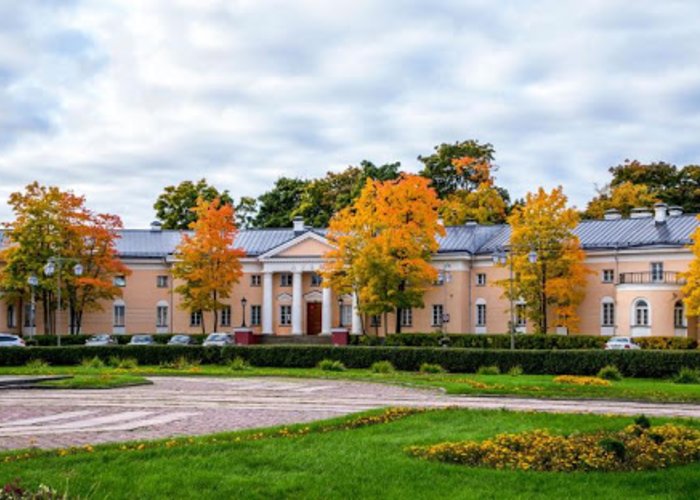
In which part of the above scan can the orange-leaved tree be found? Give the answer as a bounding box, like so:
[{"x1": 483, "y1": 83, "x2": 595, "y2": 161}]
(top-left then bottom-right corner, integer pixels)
[
  {"x1": 499, "y1": 186, "x2": 589, "y2": 333},
  {"x1": 322, "y1": 174, "x2": 444, "y2": 334},
  {"x1": 173, "y1": 198, "x2": 245, "y2": 333},
  {"x1": 682, "y1": 216, "x2": 700, "y2": 317}
]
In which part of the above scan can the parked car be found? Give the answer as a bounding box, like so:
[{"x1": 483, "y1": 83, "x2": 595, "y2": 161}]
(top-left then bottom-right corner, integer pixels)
[
  {"x1": 167, "y1": 334, "x2": 194, "y2": 346},
  {"x1": 203, "y1": 333, "x2": 234, "y2": 347},
  {"x1": 604, "y1": 337, "x2": 641, "y2": 350},
  {"x1": 85, "y1": 334, "x2": 116, "y2": 346},
  {"x1": 128, "y1": 335, "x2": 155, "y2": 346},
  {"x1": 0, "y1": 334, "x2": 25, "y2": 347}
]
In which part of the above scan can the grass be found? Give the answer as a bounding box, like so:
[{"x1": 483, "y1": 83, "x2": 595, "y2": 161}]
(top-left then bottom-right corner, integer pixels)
[
  {"x1": 1, "y1": 409, "x2": 699, "y2": 499},
  {"x1": 2, "y1": 365, "x2": 700, "y2": 403},
  {"x1": 36, "y1": 373, "x2": 150, "y2": 389}
]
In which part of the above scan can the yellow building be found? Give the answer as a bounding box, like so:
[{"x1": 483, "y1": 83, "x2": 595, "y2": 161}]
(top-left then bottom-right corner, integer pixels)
[{"x1": 3, "y1": 204, "x2": 698, "y2": 339}]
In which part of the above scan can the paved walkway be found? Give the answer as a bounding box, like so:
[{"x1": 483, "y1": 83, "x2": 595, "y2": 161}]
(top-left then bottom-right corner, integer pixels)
[{"x1": 0, "y1": 376, "x2": 698, "y2": 450}]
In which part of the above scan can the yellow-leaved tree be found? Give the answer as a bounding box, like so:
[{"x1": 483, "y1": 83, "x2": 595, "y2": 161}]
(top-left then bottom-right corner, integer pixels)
[
  {"x1": 500, "y1": 186, "x2": 589, "y2": 333},
  {"x1": 584, "y1": 181, "x2": 658, "y2": 219},
  {"x1": 322, "y1": 174, "x2": 444, "y2": 334},
  {"x1": 173, "y1": 198, "x2": 245, "y2": 333},
  {"x1": 682, "y1": 216, "x2": 700, "y2": 317}
]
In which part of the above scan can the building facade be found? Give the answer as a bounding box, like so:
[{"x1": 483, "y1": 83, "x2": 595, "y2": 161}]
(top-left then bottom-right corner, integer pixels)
[{"x1": 2, "y1": 205, "x2": 698, "y2": 339}]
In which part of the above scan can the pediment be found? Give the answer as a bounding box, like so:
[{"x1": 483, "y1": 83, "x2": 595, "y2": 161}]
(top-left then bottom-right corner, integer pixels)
[{"x1": 260, "y1": 232, "x2": 334, "y2": 259}]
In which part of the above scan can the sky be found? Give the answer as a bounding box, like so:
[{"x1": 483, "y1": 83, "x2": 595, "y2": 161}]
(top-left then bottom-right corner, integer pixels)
[{"x1": 1, "y1": 0, "x2": 700, "y2": 227}]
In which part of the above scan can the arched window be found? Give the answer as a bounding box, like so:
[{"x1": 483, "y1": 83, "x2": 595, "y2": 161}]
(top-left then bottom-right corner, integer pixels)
[
  {"x1": 674, "y1": 301, "x2": 686, "y2": 328},
  {"x1": 634, "y1": 299, "x2": 649, "y2": 326}
]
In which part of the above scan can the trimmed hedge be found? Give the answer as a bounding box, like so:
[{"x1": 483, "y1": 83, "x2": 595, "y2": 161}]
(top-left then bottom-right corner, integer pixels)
[
  {"x1": 26, "y1": 334, "x2": 208, "y2": 346},
  {"x1": 2, "y1": 345, "x2": 700, "y2": 378}
]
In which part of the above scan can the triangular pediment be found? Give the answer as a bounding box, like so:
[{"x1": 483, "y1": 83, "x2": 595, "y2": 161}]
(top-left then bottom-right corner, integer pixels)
[{"x1": 260, "y1": 231, "x2": 334, "y2": 259}]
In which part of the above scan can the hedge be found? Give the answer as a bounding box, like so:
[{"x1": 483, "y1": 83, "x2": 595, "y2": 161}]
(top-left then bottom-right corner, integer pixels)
[
  {"x1": 350, "y1": 333, "x2": 699, "y2": 350},
  {"x1": 26, "y1": 334, "x2": 208, "y2": 346},
  {"x1": 2, "y1": 345, "x2": 700, "y2": 378}
]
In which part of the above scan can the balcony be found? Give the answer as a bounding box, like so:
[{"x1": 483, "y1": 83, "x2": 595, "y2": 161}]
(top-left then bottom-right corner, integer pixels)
[{"x1": 618, "y1": 271, "x2": 686, "y2": 285}]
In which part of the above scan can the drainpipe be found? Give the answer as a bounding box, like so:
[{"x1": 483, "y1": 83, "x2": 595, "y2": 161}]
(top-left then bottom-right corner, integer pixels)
[
  {"x1": 614, "y1": 246, "x2": 619, "y2": 336},
  {"x1": 467, "y1": 256, "x2": 473, "y2": 333}
]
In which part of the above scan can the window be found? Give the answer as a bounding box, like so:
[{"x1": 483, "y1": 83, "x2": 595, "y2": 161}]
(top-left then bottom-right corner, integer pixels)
[
  {"x1": 280, "y1": 305, "x2": 292, "y2": 326},
  {"x1": 23, "y1": 303, "x2": 35, "y2": 328},
  {"x1": 156, "y1": 305, "x2": 168, "y2": 327},
  {"x1": 250, "y1": 274, "x2": 261, "y2": 287},
  {"x1": 220, "y1": 305, "x2": 231, "y2": 327},
  {"x1": 113, "y1": 275, "x2": 126, "y2": 287},
  {"x1": 650, "y1": 262, "x2": 664, "y2": 282},
  {"x1": 190, "y1": 310, "x2": 202, "y2": 327},
  {"x1": 476, "y1": 303, "x2": 487, "y2": 326},
  {"x1": 280, "y1": 273, "x2": 293, "y2": 287},
  {"x1": 602, "y1": 269, "x2": 614, "y2": 283},
  {"x1": 476, "y1": 273, "x2": 486, "y2": 286},
  {"x1": 250, "y1": 305, "x2": 261, "y2": 326},
  {"x1": 156, "y1": 275, "x2": 168, "y2": 288},
  {"x1": 114, "y1": 304, "x2": 125, "y2": 327},
  {"x1": 310, "y1": 273, "x2": 323, "y2": 287},
  {"x1": 602, "y1": 301, "x2": 615, "y2": 327},
  {"x1": 6, "y1": 305, "x2": 15, "y2": 328},
  {"x1": 435, "y1": 274, "x2": 445, "y2": 286},
  {"x1": 515, "y1": 304, "x2": 527, "y2": 327},
  {"x1": 674, "y1": 301, "x2": 686, "y2": 328},
  {"x1": 370, "y1": 315, "x2": 381, "y2": 328},
  {"x1": 340, "y1": 304, "x2": 353, "y2": 327},
  {"x1": 432, "y1": 305, "x2": 444, "y2": 327},
  {"x1": 634, "y1": 300, "x2": 649, "y2": 326},
  {"x1": 400, "y1": 308, "x2": 413, "y2": 327}
]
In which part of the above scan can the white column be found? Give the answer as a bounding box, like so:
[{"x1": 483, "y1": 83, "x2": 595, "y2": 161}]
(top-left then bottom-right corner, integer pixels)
[
  {"x1": 321, "y1": 287, "x2": 332, "y2": 335},
  {"x1": 262, "y1": 271, "x2": 273, "y2": 334},
  {"x1": 351, "y1": 292, "x2": 362, "y2": 334},
  {"x1": 292, "y1": 270, "x2": 303, "y2": 335}
]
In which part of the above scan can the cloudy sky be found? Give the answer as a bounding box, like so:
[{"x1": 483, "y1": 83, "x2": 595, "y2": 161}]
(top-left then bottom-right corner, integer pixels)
[{"x1": 1, "y1": 0, "x2": 699, "y2": 226}]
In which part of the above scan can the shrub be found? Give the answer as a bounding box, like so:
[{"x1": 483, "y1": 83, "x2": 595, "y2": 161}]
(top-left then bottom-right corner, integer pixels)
[
  {"x1": 228, "y1": 356, "x2": 250, "y2": 371},
  {"x1": 117, "y1": 357, "x2": 138, "y2": 370},
  {"x1": 634, "y1": 415, "x2": 652, "y2": 430},
  {"x1": 477, "y1": 365, "x2": 500, "y2": 375},
  {"x1": 317, "y1": 359, "x2": 346, "y2": 372},
  {"x1": 597, "y1": 365, "x2": 623, "y2": 381},
  {"x1": 674, "y1": 367, "x2": 700, "y2": 384},
  {"x1": 161, "y1": 356, "x2": 200, "y2": 371},
  {"x1": 635, "y1": 337, "x2": 698, "y2": 350},
  {"x1": 507, "y1": 365, "x2": 523, "y2": 377},
  {"x1": 419, "y1": 362, "x2": 445, "y2": 374},
  {"x1": 25, "y1": 359, "x2": 49, "y2": 371},
  {"x1": 371, "y1": 360, "x2": 395, "y2": 374},
  {"x1": 81, "y1": 356, "x2": 105, "y2": 369}
]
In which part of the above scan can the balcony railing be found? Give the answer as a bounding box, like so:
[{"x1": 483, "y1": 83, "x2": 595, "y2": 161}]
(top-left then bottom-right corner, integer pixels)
[{"x1": 618, "y1": 271, "x2": 686, "y2": 285}]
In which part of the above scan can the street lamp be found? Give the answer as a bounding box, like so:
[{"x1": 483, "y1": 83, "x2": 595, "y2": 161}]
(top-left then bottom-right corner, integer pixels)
[
  {"x1": 43, "y1": 258, "x2": 84, "y2": 346},
  {"x1": 27, "y1": 274, "x2": 38, "y2": 339},
  {"x1": 528, "y1": 251, "x2": 538, "y2": 264},
  {"x1": 240, "y1": 297, "x2": 247, "y2": 328},
  {"x1": 337, "y1": 297, "x2": 343, "y2": 328}
]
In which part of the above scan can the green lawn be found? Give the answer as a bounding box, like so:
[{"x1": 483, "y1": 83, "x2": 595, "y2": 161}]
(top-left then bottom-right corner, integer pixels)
[
  {"x1": 2, "y1": 364, "x2": 700, "y2": 403},
  {"x1": 35, "y1": 373, "x2": 150, "y2": 389},
  {"x1": 2, "y1": 409, "x2": 699, "y2": 499}
]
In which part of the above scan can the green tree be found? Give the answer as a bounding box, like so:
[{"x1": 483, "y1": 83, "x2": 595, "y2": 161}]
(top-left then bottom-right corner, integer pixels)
[
  {"x1": 235, "y1": 196, "x2": 257, "y2": 229},
  {"x1": 154, "y1": 179, "x2": 233, "y2": 230},
  {"x1": 254, "y1": 177, "x2": 309, "y2": 228}
]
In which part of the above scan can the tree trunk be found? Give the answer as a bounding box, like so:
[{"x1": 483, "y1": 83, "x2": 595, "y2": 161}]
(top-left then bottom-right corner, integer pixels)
[
  {"x1": 201, "y1": 314, "x2": 206, "y2": 335},
  {"x1": 395, "y1": 308, "x2": 402, "y2": 334},
  {"x1": 383, "y1": 312, "x2": 388, "y2": 337},
  {"x1": 213, "y1": 291, "x2": 218, "y2": 332},
  {"x1": 541, "y1": 262, "x2": 548, "y2": 334}
]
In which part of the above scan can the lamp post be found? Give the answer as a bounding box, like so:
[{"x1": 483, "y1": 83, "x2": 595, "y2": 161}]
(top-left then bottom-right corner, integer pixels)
[
  {"x1": 240, "y1": 297, "x2": 247, "y2": 328},
  {"x1": 27, "y1": 274, "x2": 38, "y2": 339},
  {"x1": 43, "y1": 258, "x2": 83, "y2": 346},
  {"x1": 337, "y1": 297, "x2": 343, "y2": 328}
]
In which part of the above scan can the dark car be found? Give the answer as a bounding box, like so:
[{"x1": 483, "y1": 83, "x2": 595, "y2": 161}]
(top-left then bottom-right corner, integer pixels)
[{"x1": 167, "y1": 335, "x2": 193, "y2": 346}]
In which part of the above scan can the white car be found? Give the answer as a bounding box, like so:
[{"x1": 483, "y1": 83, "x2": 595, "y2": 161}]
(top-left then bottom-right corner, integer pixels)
[
  {"x1": 203, "y1": 333, "x2": 234, "y2": 347},
  {"x1": 85, "y1": 334, "x2": 117, "y2": 346},
  {"x1": 605, "y1": 337, "x2": 641, "y2": 350},
  {"x1": 0, "y1": 334, "x2": 25, "y2": 347}
]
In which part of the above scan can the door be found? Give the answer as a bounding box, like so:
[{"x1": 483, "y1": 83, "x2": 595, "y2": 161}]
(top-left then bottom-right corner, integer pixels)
[{"x1": 307, "y1": 302, "x2": 322, "y2": 335}]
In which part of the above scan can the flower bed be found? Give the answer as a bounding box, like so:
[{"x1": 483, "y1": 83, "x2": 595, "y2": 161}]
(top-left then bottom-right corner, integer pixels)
[
  {"x1": 407, "y1": 422, "x2": 700, "y2": 472},
  {"x1": 553, "y1": 375, "x2": 611, "y2": 386}
]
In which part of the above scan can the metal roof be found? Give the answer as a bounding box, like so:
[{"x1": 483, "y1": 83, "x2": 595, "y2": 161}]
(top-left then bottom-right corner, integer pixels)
[{"x1": 2, "y1": 215, "x2": 698, "y2": 259}]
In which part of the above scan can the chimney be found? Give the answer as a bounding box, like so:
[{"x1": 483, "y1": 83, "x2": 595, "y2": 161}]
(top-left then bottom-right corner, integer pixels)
[
  {"x1": 654, "y1": 202, "x2": 668, "y2": 224},
  {"x1": 630, "y1": 207, "x2": 652, "y2": 219},
  {"x1": 603, "y1": 209, "x2": 621, "y2": 221},
  {"x1": 668, "y1": 206, "x2": 684, "y2": 217},
  {"x1": 150, "y1": 221, "x2": 162, "y2": 232},
  {"x1": 465, "y1": 220, "x2": 477, "y2": 227},
  {"x1": 293, "y1": 216, "x2": 305, "y2": 234}
]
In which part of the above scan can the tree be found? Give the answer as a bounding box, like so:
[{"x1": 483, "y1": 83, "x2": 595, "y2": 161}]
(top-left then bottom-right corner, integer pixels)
[
  {"x1": 173, "y1": 198, "x2": 245, "y2": 333},
  {"x1": 294, "y1": 161, "x2": 402, "y2": 227},
  {"x1": 604, "y1": 160, "x2": 700, "y2": 213},
  {"x1": 499, "y1": 187, "x2": 589, "y2": 334},
  {"x1": 235, "y1": 196, "x2": 258, "y2": 229},
  {"x1": 584, "y1": 181, "x2": 659, "y2": 219},
  {"x1": 154, "y1": 179, "x2": 233, "y2": 230},
  {"x1": 254, "y1": 177, "x2": 309, "y2": 228},
  {"x1": 418, "y1": 139, "x2": 496, "y2": 198},
  {"x1": 682, "y1": 216, "x2": 700, "y2": 317},
  {"x1": 0, "y1": 182, "x2": 128, "y2": 335},
  {"x1": 322, "y1": 174, "x2": 444, "y2": 334}
]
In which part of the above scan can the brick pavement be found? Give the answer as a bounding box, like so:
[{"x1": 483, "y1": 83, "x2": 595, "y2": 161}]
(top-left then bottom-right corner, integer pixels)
[{"x1": 1, "y1": 376, "x2": 698, "y2": 451}]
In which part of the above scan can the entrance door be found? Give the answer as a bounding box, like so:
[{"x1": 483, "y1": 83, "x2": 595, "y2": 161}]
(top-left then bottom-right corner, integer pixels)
[{"x1": 307, "y1": 302, "x2": 322, "y2": 335}]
